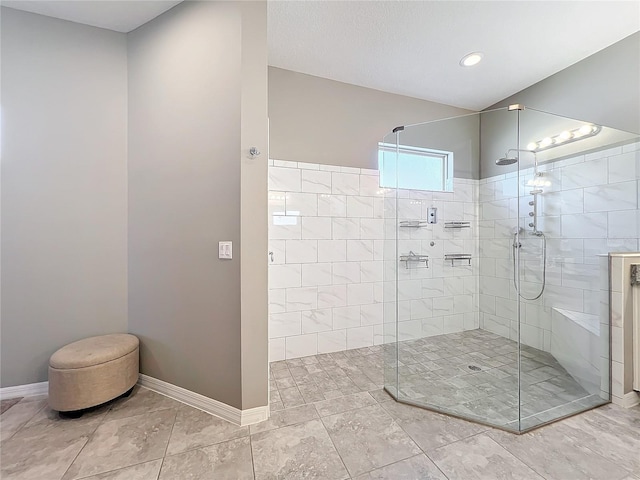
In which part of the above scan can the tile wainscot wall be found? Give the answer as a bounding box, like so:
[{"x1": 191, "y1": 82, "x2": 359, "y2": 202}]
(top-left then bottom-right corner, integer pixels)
[
  {"x1": 268, "y1": 159, "x2": 479, "y2": 361},
  {"x1": 268, "y1": 141, "x2": 639, "y2": 364}
]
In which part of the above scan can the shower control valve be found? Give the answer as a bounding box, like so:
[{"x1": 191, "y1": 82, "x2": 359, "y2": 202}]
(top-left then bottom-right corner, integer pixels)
[{"x1": 528, "y1": 212, "x2": 535, "y2": 217}]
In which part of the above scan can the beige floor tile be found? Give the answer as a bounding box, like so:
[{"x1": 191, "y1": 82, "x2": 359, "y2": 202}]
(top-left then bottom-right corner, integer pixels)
[
  {"x1": 251, "y1": 419, "x2": 348, "y2": 480},
  {"x1": 322, "y1": 404, "x2": 421, "y2": 477},
  {"x1": 0, "y1": 397, "x2": 47, "y2": 441},
  {"x1": 165, "y1": 404, "x2": 248, "y2": 456},
  {"x1": 1, "y1": 417, "x2": 94, "y2": 480},
  {"x1": 62, "y1": 408, "x2": 176, "y2": 479},
  {"x1": 249, "y1": 404, "x2": 318, "y2": 435},
  {"x1": 159, "y1": 437, "x2": 253, "y2": 480},
  {"x1": 431, "y1": 434, "x2": 544, "y2": 480},
  {"x1": 488, "y1": 423, "x2": 631, "y2": 480},
  {"x1": 106, "y1": 387, "x2": 182, "y2": 421},
  {"x1": 381, "y1": 399, "x2": 487, "y2": 451},
  {"x1": 314, "y1": 391, "x2": 376, "y2": 417}
]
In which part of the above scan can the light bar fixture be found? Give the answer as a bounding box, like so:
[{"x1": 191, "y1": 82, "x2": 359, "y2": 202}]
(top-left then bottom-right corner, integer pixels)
[{"x1": 527, "y1": 124, "x2": 601, "y2": 152}]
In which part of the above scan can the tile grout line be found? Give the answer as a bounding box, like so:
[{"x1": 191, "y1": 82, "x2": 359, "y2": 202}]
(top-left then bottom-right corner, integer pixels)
[
  {"x1": 157, "y1": 430, "x2": 252, "y2": 459},
  {"x1": 248, "y1": 430, "x2": 258, "y2": 480},
  {"x1": 317, "y1": 413, "x2": 354, "y2": 479},
  {"x1": 73, "y1": 458, "x2": 161, "y2": 480},
  {"x1": 156, "y1": 407, "x2": 179, "y2": 480},
  {"x1": 58, "y1": 402, "x2": 114, "y2": 480},
  {"x1": 3, "y1": 398, "x2": 48, "y2": 443}
]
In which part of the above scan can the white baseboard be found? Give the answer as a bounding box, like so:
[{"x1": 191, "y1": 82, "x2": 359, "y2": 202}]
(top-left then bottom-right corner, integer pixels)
[
  {"x1": 612, "y1": 391, "x2": 640, "y2": 408},
  {"x1": 137, "y1": 374, "x2": 269, "y2": 426},
  {"x1": 621, "y1": 391, "x2": 640, "y2": 408},
  {"x1": 0, "y1": 381, "x2": 48, "y2": 400}
]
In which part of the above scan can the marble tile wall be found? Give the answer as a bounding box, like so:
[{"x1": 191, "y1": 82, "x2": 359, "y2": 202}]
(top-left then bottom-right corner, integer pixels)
[
  {"x1": 268, "y1": 160, "x2": 386, "y2": 361},
  {"x1": 391, "y1": 178, "x2": 479, "y2": 343},
  {"x1": 269, "y1": 141, "x2": 639, "y2": 363},
  {"x1": 478, "y1": 141, "x2": 640, "y2": 355},
  {"x1": 268, "y1": 159, "x2": 479, "y2": 361}
]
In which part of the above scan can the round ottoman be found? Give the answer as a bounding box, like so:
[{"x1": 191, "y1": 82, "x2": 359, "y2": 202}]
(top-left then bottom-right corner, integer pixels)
[{"x1": 48, "y1": 334, "x2": 139, "y2": 413}]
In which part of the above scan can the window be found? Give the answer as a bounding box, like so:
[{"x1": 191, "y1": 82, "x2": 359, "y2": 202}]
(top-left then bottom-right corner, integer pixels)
[{"x1": 378, "y1": 143, "x2": 453, "y2": 192}]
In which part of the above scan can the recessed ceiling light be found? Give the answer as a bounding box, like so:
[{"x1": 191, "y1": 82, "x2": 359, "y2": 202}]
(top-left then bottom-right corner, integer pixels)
[{"x1": 460, "y1": 52, "x2": 483, "y2": 67}]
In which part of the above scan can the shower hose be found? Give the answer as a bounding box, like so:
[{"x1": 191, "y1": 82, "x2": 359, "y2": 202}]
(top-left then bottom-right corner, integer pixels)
[{"x1": 512, "y1": 231, "x2": 546, "y2": 301}]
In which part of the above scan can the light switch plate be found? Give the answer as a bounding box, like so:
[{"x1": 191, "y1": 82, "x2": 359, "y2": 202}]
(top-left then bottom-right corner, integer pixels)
[{"x1": 219, "y1": 241, "x2": 232, "y2": 259}]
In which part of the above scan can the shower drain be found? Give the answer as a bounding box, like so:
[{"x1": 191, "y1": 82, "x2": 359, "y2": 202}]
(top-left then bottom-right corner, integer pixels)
[{"x1": 468, "y1": 365, "x2": 482, "y2": 372}]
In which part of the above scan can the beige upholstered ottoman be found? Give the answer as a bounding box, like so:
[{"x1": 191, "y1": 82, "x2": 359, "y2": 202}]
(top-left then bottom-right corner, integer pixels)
[{"x1": 48, "y1": 334, "x2": 139, "y2": 413}]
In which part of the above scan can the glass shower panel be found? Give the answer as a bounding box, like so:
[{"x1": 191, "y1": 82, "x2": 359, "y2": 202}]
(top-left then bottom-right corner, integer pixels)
[
  {"x1": 383, "y1": 105, "x2": 638, "y2": 433},
  {"x1": 476, "y1": 107, "x2": 523, "y2": 430},
  {"x1": 383, "y1": 109, "x2": 524, "y2": 432},
  {"x1": 381, "y1": 130, "x2": 399, "y2": 398},
  {"x1": 516, "y1": 107, "x2": 639, "y2": 430}
]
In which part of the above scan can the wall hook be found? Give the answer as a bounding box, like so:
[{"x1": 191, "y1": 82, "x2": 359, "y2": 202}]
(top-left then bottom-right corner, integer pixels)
[{"x1": 249, "y1": 147, "x2": 261, "y2": 158}]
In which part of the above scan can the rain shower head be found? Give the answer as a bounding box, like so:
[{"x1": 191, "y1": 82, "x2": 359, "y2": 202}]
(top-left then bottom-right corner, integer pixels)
[{"x1": 495, "y1": 156, "x2": 518, "y2": 166}]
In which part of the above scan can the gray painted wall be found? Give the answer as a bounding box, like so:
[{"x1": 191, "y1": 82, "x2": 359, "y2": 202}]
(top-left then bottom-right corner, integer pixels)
[
  {"x1": 482, "y1": 32, "x2": 640, "y2": 178},
  {"x1": 128, "y1": 1, "x2": 265, "y2": 409},
  {"x1": 240, "y1": 2, "x2": 269, "y2": 410},
  {"x1": 395, "y1": 113, "x2": 481, "y2": 180},
  {"x1": 268, "y1": 67, "x2": 477, "y2": 176},
  {"x1": 1, "y1": 8, "x2": 128, "y2": 387},
  {"x1": 2, "y1": 2, "x2": 269, "y2": 409}
]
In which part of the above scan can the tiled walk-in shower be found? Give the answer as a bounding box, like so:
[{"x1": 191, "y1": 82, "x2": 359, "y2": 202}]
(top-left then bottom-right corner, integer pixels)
[{"x1": 269, "y1": 105, "x2": 640, "y2": 433}]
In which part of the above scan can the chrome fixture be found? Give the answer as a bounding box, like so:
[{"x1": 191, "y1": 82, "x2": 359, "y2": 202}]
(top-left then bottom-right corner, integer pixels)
[
  {"x1": 528, "y1": 189, "x2": 544, "y2": 236},
  {"x1": 495, "y1": 149, "x2": 544, "y2": 236},
  {"x1": 444, "y1": 221, "x2": 471, "y2": 229},
  {"x1": 399, "y1": 251, "x2": 429, "y2": 269},
  {"x1": 512, "y1": 230, "x2": 546, "y2": 300},
  {"x1": 495, "y1": 156, "x2": 518, "y2": 166},
  {"x1": 427, "y1": 207, "x2": 438, "y2": 224},
  {"x1": 444, "y1": 253, "x2": 472, "y2": 266},
  {"x1": 399, "y1": 220, "x2": 428, "y2": 228},
  {"x1": 249, "y1": 147, "x2": 261, "y2": 158},
  {"x1": 495, "y1": 148, "x2": 540, "y2": 173}
]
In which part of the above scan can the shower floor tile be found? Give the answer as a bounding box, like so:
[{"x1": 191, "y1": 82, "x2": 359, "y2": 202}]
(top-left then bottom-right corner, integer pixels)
[
  {"x1": 269, "y1": 329, "x2": 606, "y2": 432},
  {"x1": 392, "y1": 329, "x2": 606, "y2": 430}
]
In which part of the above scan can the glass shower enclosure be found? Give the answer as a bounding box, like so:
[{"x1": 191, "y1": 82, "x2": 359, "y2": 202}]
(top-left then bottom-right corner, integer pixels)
[{"x1": 382, "y1": 105, "x2": 640, "y2": 433}]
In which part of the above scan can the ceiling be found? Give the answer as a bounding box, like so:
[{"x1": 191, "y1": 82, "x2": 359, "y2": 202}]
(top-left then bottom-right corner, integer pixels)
[
  {"x1": 268, "y1": 1, "x2": 640, "y2": 110},
  {"x1": 1, "y1": 0, "x2": 182, "y2": 33},
  {"x1": 2, "y1": 1, "x2": 639, "y2": 111}
]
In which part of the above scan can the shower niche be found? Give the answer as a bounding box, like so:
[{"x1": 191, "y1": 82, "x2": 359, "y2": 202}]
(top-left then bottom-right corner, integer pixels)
[{"x1": 382, "y1": 105, "x2": 640, "y2": 433}]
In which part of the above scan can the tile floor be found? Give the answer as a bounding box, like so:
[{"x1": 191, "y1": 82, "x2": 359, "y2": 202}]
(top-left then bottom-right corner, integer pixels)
[
  {"x1": 1, "y1": 386, "x2": 639, "y2": 479},
  {"x1": 270, "y1": 329, "x2": 604, "y2": 432},
  {"x1": 1, "y1": 328, "x2": 638, "y2": 479}
]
